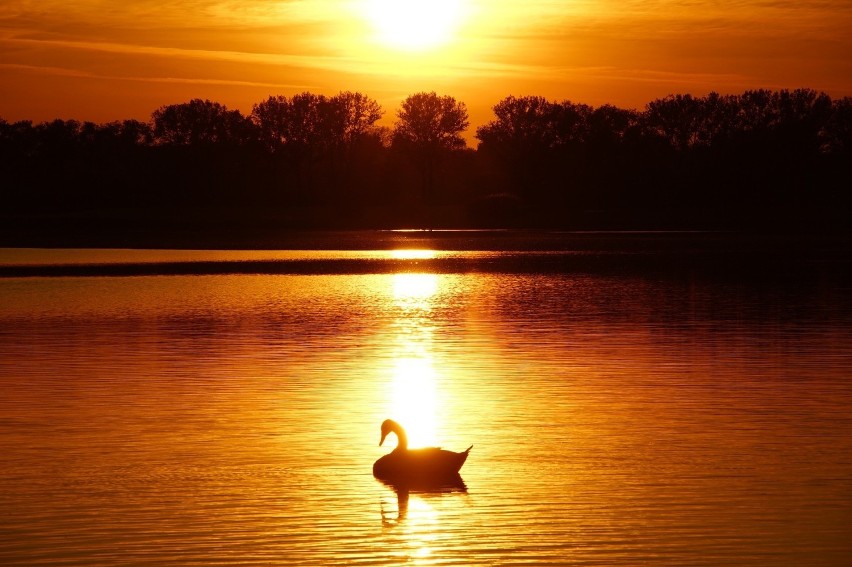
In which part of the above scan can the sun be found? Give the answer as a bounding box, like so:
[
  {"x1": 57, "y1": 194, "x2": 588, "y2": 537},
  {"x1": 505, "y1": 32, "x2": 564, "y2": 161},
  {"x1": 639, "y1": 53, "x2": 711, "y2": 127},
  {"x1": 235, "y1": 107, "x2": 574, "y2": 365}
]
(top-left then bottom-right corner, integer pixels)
[{"x1": 361, "y1": 0, "x2": 467, "y2": 52}]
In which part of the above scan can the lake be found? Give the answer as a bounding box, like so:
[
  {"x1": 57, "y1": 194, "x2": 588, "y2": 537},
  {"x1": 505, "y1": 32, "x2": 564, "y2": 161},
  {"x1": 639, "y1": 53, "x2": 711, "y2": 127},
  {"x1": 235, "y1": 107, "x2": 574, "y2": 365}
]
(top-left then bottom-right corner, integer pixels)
[{"x1": 1, "y1": 231, "x2": 851, "y2": 565}]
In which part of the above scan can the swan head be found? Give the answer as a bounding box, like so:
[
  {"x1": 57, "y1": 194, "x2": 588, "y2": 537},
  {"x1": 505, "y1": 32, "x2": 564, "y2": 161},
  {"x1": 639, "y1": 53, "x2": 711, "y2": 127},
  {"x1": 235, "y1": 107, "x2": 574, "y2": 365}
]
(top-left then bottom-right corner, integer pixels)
[{"x1": 379, "y1": 419, "x2": 401, "y2": 447}]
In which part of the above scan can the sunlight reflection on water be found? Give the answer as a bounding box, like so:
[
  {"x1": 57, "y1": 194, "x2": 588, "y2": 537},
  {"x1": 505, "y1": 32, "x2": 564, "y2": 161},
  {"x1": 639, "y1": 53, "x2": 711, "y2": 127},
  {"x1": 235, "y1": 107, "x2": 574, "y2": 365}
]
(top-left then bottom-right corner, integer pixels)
[
  {"x1": 387, "y1": 273, "x2": 442, "y2": 449},
  {"x1": 390, "y1": 358, "x2": 439, "y2": 449}
]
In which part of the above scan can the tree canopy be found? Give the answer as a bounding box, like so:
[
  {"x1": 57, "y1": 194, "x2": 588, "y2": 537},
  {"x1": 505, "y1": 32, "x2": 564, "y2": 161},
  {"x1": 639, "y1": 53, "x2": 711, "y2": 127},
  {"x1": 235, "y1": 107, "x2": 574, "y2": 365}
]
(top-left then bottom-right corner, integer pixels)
[
  {"x1": 152, "y1": 99, "x2": 251, "y2": 146},
  {"x1": 392, "y1": 92, "x2": 469, "y2": 151},
  {"x1": 2, "y1": 88, "x2": 850, "y2": 236}
]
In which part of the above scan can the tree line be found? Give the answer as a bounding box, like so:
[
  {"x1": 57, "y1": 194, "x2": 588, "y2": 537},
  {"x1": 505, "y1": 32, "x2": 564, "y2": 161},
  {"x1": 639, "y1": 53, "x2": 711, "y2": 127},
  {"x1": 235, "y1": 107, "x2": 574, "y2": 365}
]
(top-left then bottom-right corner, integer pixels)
[{"x1": 2, "y1": 89, "x2": 850, "y2": 233}]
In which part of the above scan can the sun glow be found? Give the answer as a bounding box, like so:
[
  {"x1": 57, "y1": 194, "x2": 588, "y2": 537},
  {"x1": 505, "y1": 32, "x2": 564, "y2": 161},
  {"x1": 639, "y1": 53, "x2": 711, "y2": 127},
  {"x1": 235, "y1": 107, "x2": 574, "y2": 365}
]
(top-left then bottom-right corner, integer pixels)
[{"x1": 361, "y1": 0, "x2": 468, "y2": 51}]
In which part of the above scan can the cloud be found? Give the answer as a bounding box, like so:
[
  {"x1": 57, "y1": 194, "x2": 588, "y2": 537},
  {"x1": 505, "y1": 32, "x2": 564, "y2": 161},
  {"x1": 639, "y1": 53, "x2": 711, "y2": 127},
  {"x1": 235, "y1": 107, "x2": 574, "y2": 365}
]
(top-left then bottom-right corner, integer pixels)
[
  {"x1": 0, "y1": 62, "x2": 315, "y2": 89},
  {"x1": 2, "y1": 35, "x2": 348, "y2": 69}
]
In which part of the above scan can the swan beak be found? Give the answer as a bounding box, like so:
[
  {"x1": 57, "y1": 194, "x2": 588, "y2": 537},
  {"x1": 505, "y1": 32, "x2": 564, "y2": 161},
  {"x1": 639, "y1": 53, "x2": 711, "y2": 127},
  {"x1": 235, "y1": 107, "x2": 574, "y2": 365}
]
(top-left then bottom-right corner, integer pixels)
[{"x1": 379, "y1": 431, "x2": 388, "y2": 447}]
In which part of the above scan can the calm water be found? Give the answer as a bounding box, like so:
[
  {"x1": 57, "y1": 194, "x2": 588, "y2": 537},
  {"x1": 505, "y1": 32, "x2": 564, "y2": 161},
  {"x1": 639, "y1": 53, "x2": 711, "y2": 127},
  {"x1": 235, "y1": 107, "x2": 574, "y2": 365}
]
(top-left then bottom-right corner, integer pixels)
[{"x1": 1, "y1": 234, "x2": 851, "y2": 565}]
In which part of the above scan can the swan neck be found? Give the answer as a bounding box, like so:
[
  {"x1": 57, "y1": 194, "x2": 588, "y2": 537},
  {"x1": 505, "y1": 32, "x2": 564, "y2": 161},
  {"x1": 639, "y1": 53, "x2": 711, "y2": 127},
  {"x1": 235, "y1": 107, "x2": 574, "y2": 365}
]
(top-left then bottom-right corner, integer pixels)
[{"x1": 392, "y1": 423, "x2": 408, "y2": 451}]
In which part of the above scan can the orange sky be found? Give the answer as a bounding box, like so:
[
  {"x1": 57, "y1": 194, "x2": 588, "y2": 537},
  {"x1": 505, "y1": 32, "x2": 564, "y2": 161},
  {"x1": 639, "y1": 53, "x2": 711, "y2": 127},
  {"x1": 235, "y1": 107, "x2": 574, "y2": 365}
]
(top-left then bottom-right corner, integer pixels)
[{"x1": 2, "y1": 0, "x2": 851, "y2": 140}]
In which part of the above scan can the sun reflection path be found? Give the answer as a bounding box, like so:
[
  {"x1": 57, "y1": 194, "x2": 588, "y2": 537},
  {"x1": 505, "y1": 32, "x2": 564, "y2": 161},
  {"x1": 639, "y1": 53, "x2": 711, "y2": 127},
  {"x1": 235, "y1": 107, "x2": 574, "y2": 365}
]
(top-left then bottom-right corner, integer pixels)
[
  {"x1": 385, "y1": 270, "x2": 441, "y2": 449},
  {"x1": 378, "y1": 267, "x2": 470, "y2": 562},
  {"x1": 389, "y1": 249, "x2": 438, "y2": 261},
  {"x1": 393, "y1": 272, "x2": 439, "y2": 307},
  {"x1": 391, "y1": 357, "x2": 438, "y2": 448}
]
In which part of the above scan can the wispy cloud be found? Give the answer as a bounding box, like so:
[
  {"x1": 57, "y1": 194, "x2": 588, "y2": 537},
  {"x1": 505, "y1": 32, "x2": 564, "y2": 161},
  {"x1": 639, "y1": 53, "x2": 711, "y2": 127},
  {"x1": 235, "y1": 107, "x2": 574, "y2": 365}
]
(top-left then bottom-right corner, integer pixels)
[
  {"x1": 1, "y1": 62, "x2": 315, "y2": 90},
  {"x1": 2, "y1": 35, "x2": 351, "y2": 69}
]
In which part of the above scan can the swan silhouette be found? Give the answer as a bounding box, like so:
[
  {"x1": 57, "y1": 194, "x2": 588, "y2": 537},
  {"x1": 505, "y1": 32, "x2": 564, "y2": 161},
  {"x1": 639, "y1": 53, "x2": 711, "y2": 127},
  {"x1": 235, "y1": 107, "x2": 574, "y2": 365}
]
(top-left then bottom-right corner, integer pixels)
[{"x1": 373, "y1": 419, "x2": 472, "y2": 485}]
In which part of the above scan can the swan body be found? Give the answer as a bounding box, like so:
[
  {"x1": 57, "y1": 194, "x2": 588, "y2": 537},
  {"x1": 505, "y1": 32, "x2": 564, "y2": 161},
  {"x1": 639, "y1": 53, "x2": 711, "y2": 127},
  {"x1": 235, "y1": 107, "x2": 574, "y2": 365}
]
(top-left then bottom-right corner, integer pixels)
[{"x1": 373, "y1": 419, "x2": 471, "y2": 484}]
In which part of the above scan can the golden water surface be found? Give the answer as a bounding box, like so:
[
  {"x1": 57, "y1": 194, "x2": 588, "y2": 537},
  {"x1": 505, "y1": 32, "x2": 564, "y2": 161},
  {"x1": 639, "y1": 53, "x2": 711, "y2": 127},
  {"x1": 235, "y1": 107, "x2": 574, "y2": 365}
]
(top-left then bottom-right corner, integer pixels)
[{"x1": 1, "y1": 246, "x2": 851, "y2": 565}]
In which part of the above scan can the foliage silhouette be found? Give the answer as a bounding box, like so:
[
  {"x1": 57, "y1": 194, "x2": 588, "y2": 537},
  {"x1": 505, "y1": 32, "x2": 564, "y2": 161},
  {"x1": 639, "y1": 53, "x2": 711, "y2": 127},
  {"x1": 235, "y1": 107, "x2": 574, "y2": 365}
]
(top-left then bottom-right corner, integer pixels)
[
  {"x1": 152, "y1": 99, "x2": 253, "y2": 146},
  {"x1": 391, "y1": 92, "x2": 469, "y2": 217},
  {"x1": 1, "y1": 88, "x2": 850, "y2": 244},
  {"x1": 250, "y1": 92, "x2": 385, "y2": 206}
]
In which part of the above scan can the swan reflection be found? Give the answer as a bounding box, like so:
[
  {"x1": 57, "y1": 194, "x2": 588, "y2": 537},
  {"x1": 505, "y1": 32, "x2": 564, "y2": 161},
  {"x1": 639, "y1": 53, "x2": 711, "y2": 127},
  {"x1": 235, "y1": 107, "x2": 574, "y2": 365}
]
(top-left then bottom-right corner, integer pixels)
[{"x1": 379, "y1": 476, "x2": 468, "y2": 528}]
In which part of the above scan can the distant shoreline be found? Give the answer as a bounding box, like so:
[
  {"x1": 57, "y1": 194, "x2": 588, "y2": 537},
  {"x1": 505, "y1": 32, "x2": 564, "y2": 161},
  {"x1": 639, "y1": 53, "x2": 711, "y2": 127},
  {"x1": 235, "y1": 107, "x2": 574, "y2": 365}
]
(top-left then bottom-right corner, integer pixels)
[
  {"x1": 2, "y1": 209, "x2": 849, "y2": 252},
  {"x1": 2, "y1": 230, "x2": 848, "y2": 282}
]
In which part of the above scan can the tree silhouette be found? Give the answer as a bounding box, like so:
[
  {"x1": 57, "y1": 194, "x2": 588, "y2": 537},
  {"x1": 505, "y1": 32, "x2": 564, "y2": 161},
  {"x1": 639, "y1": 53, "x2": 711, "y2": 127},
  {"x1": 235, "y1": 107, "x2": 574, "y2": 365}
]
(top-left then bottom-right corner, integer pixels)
[
  {"x1": 149, "y1": 100, "x2": 257, "y2": 212},
  {"x1": 251, "y1": 92, "x2": 385, "y2": 204},
  {"x1": 251, "y1": 93, "x2": 328, "y2": 151},
  {"x1": 476, "y1": 96, "x2": 560, "y2": 201},
  {"x1": 825, "y1": 96, "x2": 852, "y2": 154},
  {"x1": 476, "y1": 96, "x2": 561, "y2": 149},
  {"x1": 643, "y1": 94, "x2": 709, "y2": 152},
  {"x1": 393, "y1": 92, "x2": 468, "y2": 150},
  {"x1": 325, "y1": 91, "x2": 385, "y2": 206},
  {"x1": 2, "y1": 87, "x2": 851, "y2": 238},
  {"x1": 331, "y1": 91, "x2": 384, "y2": 145},
  {"x1": 252, "y1": 91, "x2": 383, "y2": 151},
  {"x1": 392, "y1": 92, "x2": 469, "y2": 209},
  {"x1": 152, "y1": 99, "x2": 252, "y2": 146},
  {"x1": 476, "y1": 97, "x2": 602, "y2": 208}
]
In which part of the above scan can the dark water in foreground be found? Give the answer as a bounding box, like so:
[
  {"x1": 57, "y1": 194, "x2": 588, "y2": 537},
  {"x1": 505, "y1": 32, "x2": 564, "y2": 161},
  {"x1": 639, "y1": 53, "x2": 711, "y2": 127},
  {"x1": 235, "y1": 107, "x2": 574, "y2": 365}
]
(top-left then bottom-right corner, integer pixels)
[{"x1": 1, "y1": 233, "x2": 851, "y2": 565}]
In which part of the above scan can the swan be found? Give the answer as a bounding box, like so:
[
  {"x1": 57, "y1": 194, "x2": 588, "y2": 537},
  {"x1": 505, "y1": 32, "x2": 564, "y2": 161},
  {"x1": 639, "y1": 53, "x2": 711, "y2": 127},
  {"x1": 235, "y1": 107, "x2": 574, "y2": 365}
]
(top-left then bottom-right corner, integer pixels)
[{"x1": 373, "y1": 419, "x2": 472, "y2": 484}]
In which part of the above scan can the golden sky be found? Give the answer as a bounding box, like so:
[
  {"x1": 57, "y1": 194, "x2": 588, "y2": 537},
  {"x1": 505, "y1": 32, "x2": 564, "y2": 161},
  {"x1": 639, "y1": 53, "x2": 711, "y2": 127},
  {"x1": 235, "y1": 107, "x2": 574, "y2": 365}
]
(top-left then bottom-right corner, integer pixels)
[{"x1": 2, "y1": 0, "x2": 851, "y2": 135}]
